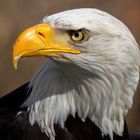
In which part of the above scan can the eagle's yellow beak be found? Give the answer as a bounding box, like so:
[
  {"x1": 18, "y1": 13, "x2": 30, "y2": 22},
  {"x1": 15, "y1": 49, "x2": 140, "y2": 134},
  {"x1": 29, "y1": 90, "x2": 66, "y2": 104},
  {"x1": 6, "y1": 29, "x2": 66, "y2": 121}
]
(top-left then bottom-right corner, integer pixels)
[{"x1": 13, "y1": 23, "x2": 81, "y2": 69}]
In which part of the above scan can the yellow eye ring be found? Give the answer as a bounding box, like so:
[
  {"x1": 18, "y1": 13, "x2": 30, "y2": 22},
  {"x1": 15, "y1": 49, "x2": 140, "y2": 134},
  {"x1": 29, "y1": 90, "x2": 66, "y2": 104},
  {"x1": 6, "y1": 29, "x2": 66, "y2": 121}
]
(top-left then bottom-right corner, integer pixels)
[{"x1": 70, "y1": 29, "x2": 89, "y2": 43}]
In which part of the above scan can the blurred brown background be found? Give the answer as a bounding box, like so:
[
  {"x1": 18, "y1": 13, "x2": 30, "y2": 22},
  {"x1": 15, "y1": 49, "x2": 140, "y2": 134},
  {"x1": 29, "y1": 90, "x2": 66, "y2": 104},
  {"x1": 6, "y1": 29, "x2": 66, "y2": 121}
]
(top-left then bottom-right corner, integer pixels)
[{"x1": 0, "y1": 0, "x2": 139, "y2": 131}]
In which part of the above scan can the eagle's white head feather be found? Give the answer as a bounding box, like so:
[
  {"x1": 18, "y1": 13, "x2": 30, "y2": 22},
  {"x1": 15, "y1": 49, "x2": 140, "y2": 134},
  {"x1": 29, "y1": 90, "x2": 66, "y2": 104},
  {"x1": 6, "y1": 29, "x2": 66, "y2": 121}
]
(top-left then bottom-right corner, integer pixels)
[{"x1": 23, "y1": 8, "x2": 140, "y2": 140}]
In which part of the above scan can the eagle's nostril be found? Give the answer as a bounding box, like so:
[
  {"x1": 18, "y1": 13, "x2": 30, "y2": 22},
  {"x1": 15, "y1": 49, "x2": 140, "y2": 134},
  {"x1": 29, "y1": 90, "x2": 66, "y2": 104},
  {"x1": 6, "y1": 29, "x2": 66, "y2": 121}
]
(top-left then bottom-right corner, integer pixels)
[{"x1": 38, "y1": 32, "x2": 45, "y2": 38}]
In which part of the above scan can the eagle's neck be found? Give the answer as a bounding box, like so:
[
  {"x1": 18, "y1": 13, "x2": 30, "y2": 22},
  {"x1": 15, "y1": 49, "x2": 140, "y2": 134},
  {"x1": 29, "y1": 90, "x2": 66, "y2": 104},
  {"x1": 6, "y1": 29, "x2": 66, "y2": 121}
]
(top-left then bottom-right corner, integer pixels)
[{"x1": 23, "y1": 59, "x2": 133, "y2": 140}]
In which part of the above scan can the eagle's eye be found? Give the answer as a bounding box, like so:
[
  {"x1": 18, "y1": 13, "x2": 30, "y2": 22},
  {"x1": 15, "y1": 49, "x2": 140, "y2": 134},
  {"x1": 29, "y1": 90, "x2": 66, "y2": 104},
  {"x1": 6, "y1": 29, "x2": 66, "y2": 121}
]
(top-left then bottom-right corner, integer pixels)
[{"x1": 70, "y1": 29, "x2": 88, "y2": 43}]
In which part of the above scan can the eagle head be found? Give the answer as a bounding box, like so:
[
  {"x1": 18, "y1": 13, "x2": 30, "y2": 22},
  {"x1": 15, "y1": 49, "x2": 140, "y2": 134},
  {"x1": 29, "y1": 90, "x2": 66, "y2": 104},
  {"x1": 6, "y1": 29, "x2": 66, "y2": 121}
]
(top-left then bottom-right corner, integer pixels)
[{"x1": 13, "y1": 8, "x2": 140, "y2": 140}]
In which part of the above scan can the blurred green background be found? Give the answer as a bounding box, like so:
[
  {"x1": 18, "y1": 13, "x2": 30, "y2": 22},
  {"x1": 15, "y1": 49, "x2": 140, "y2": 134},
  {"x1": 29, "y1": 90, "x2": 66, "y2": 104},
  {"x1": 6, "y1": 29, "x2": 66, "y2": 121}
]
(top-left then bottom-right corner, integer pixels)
[{"x1": 0, "y1": 0, "x2": 139, "y2": 131}]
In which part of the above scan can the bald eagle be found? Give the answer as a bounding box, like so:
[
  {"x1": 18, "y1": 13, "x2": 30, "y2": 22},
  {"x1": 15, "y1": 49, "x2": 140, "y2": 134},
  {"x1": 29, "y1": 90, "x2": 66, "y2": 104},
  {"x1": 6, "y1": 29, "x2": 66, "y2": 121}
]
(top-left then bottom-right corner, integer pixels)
[{"x1": 0, "y1": 8, "x2": 140, "y2": 140}]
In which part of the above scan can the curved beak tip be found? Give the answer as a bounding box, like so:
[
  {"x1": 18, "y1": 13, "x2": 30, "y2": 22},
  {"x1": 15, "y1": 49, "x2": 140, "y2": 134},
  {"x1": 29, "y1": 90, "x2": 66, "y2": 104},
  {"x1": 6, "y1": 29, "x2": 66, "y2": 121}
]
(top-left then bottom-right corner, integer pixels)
[{"x1": 13, "y1": 57, "x2": 19, "y2": 70}]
